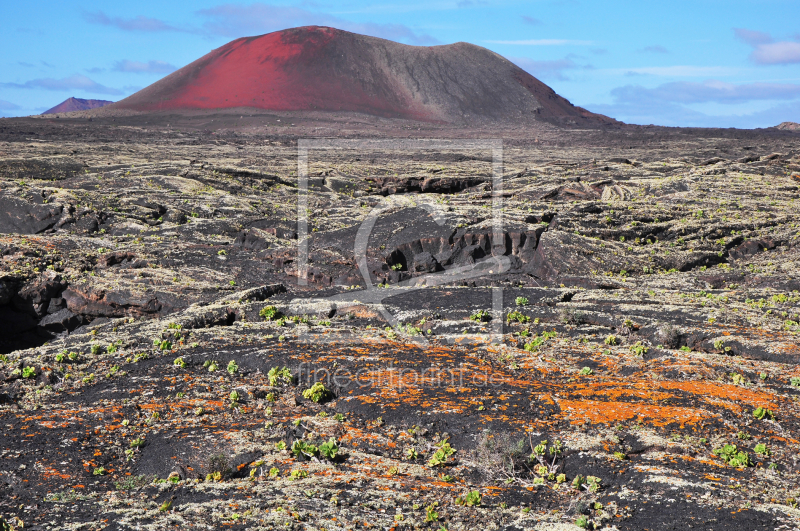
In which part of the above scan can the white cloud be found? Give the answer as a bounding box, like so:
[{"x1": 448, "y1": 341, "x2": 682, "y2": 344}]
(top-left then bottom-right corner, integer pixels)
[
  {"x1": 610, "y1": 80, "x2": 800, "y2": 105},
  {"x1": 512, "y1": 56, "x2": 591, "y2": 81},
  {"x1": 83, "y1": 11, "x2": 187, "y2": 32},
  {"x1": 112, "y1": 60, "x2": 178, "y2": 74},
  {"x1": 486, "y1": 39, "x2": 593, "y2": 45},
  {"x1": 196, "y1": 4, "x2": 439, "y2": 44},
  {"x1": 0, "y1": 74, "x2": 122, "y2": 95},
  {"x1": 734, "y1": 28, "x2": 800, "y2": 65},
  {"x1": 605, "y1": 66, "x2": 739, "y2": 77},
  {"x1": 750, "y1": 42, "x2": 800, "y2": 65}
]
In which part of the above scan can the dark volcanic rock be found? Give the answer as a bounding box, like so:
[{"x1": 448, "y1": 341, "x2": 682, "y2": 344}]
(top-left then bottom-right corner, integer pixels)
[
  {"x1": 0, "y1": 195, "x2": 63, "y2": 234},
  {"x1": 13, "y1": 275, "x2": 67, "y2": 317},
  {"x1": 62, "y1": 287, "x2": 162, "y2": 317},
  {"x1": 38, "y1": 308, "x2": 82, "y2": 332}
]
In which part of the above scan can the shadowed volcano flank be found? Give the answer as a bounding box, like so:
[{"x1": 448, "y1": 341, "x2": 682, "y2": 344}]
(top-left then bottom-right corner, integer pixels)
[{"x1": 109, "y1": 26, "x2": 614, "y2": 125}]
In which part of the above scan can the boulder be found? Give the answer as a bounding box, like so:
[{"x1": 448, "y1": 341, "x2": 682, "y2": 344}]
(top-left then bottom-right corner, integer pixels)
[{"x1": 0, "y1": 195, "x2": 63, "y2": 234}]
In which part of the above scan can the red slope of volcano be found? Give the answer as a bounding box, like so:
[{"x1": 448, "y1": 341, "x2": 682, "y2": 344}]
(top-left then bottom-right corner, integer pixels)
[{"x1": 110, "y1": 26, "x2": 615, "y2": 125}]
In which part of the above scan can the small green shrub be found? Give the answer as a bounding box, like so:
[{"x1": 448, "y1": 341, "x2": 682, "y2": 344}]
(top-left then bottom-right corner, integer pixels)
[
  {"x1": 456, "y1": 490, "x2": 481, "y2": 507},
  {"x1": 226, "y1": 360, "x2": 239, "y2": 375},
  {"x1": 260, "y1": 306, "x2": 282, "y2": 321},
  {"x1": 515, "y1": 297, "x2": 529, "y2": 306},
  {"x1": 173, "y1": 357, "x2": 186, "y2": 368},
  {"x1": 604, "y1": 335, "x2": 618, "y2": 346},
  {"x1": 320, "y1": 438, "x2": 339, "y2": 460},
  {"x1": 22, "y1": 366, "x2": 36, "y2": 379},
  {"x1": 506, "y1": 311, "x2": 530, "y2": 324},
  {"x1": 302, "y1": 382, "x2": 330, "y2": 403},
  {"x1": 753, "y1": 407, "x2": 774, "y2": 420},
  {"x1": 427, "y1": 440, "x2": 456, "y2": 467},
  {"x1": 268, "y1": 366, "x2": 293, "y2": 386},
  {"x1": 713, "y1": 443, "x2": 752, "y2": 467},
  {"x1": 579, "y1": 367, "x2": 593, "y2": 376},
  {"x1": 425, "y1": 502, "x2": 439, "y2": 522},
  {"x1": 291, "y1": 440, "x2": 319, "y2": 459},
  {"x1": 469, "y1": 310, "x2": 491, "y2": 322}
]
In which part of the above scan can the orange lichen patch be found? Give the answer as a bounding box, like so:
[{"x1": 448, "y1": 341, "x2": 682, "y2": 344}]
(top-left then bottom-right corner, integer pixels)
[
  {"x1": 564, "y1": 381, "x2": 674, "y2": 402},
  {"x1": 38, "y1": 421, "x2": 71, "y2": 429},
  {"x1": 556, "y1": 398, "x2": 707, "y2": 427},
  {"x1": 658, "y1": 381, "x2": 780, "y2": 410},
  {"x1": 41, "y1": 465, "x2": 71, "y2": 481}
]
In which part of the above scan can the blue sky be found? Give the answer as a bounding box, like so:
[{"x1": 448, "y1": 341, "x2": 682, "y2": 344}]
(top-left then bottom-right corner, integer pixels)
[{"x1": 2, "y1": 0, "x2": 799, "y2": 127}]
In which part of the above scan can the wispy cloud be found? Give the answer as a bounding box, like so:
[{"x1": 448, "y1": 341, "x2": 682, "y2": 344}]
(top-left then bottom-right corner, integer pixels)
[
  {"x1": 487, "y1": 39, "x2": 593, "y2": 46},
  {"x1": 586, "y1": 98, "x2": 800, "y2": 129},
  {"x1": 112, "y1": 60, "x2": 178, "y2": 74},
  {"x1": 611, "y1": 80, "x2": 800, "y2": 105},
  {"x1": 607, "y1": 65, "x2": 739, "y2": 77},
  {"x1": 196, "y1": 3, "x2": 439, "y2": 44},
  {"x1": 512, "y1": 56, "x2": 592, "y2": 81},
  {"x1": 640, "y1": 45, "x2": 668, "y2": 54},
  {"x1": 456, "y1": 0, "x2": 487, "y2": 7},
  {"x1": 735, "y1": 28, "x2": 800, "y2": 65},
  {"x1": 0, "y1": 99, "x2": 20, "y2": 110},
  {"x1": 0, "y1": 74, "x2": 122, "y2": 95},
  {"x1": 734, "y1": 28, "x2": 772, "y2": 47},
  {"x1": 520, "y1": 15, "x2": 542, "y2": 25},
  {"x1": 17, "y1": 61, "x2": 35, "y2": 68},
  {"x1": 83, "y1": 10, "x2": 188, "y2": 33}
]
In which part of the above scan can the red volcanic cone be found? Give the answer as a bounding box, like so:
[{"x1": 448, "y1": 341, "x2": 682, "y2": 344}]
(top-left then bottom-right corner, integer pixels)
[{"x1": 110, "y1": 26, "x2": 615, "y2": 125}]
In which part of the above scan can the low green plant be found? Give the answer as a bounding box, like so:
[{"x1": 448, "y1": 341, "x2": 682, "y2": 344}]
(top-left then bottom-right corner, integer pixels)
[
  {"x1": 579, "y1": 367, "x2": 593, "y2": 376},
  {"x1": 753, "y1": 407, "x2": 774, "y2": 420},
  {"x1": 154, "y1": 339, "x2": 172, "y2": 351},
  {"x1": 302, "y1": 382, "x2": 330, "y2": 403},
  {"x1": 629, "y1": 342, "x2": 648, "y2": 356},
  {"x1": 22, "y1": 366, "x2": 35, "y2": 379},
  {"x1": 291, "y1": 440, "x2": 319, "y2": 459},
  {"x1": 260, "y1": 306, "x2": 281, "y2": 321},
  {"x1": 515, "y1": 297, "x2": 529, "y2": 306},
  {"x1": 790, "y1": 377, "x2": 800, "y2": 388},
  {"x1": 93, "y1": 467, "x2": 105, "y2": 476},
  {"x1": 229, "y1": 390, "x2": 241, "y2": 402},
  {"x1": 604, "y1": 335, "x2": 618, "y2": 346},
  {"x1": 456, "y1": 490, "x2": 481, "y2": 507},
  {"x1": 575, "y1": 515, "x2": 590, "y2": 529},
  {"x1": 130, "y1": 438, "x2": 145, "y2": 448},
  {"x1": 754, "y1": 443, "x2": 770, "y2": 456},
  {"x1": 268, "y1": 366, "x2": 293, "y2": 386},
  {"x1": 506, "y1": 311, "x2": 530, "y2": 324},
  {"x1": 713, "y1": 444, "x2": 752, "y2": 467},
  {"x1": 90, "y1": 344, "x2": 101, "y2": 355},
  {"x1": 173, "y1": 357, "x2": 186, "y2": 368},
  {"x1": 289, "y1": 469, "x2": 308, "y2": 480},
  {"x1": 320, "y1": 438, "x2": 339, "y2": 460},
  {"x1": 226, "y1": 360, "x2": 239, "y2": 375},
  {"x1": 425, "y1": 502, "x2": 439, "y2": 522},
  {"x1": 427, "y1": 440, "x2": 456, "y2": 467},
  {"x1": 469, "y1": 309, "x2": 491, "y2": 322},
  {"x1": 205, "y1": 360, "x2": 218, "y2": 372}
]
